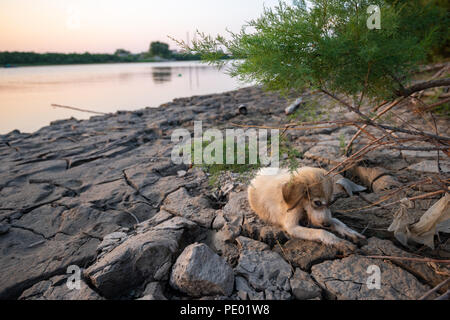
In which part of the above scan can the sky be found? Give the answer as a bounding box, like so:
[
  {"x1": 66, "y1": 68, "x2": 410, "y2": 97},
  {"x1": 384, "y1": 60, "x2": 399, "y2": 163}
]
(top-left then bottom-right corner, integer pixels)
[{"x1": 0, "y1": 0, "x2": 282, "y2": 54}]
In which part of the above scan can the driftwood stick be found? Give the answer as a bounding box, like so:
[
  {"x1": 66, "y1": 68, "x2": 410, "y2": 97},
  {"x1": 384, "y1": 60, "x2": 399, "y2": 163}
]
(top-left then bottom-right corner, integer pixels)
[
  {"x1": 419, "y1": 278, "x2": 450, "y2": 300},
  {"x1": 51, "y1": 104, "x2": 108, "y2": 115}
]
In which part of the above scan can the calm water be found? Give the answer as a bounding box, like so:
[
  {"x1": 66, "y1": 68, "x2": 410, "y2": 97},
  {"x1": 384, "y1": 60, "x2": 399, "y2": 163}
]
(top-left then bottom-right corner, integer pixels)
[{"x1": 0, "y1": 61, "x2": 245, "y2": 134}]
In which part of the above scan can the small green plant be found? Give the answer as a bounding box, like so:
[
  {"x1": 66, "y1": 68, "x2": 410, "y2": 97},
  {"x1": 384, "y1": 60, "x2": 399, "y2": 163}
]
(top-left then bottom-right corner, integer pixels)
[
  {"x1": 190, "y1": 135, "x2": 303, "y2": 187},
  {"x1": 190, "y1": 138, "x2": 262, "y2": 187}
]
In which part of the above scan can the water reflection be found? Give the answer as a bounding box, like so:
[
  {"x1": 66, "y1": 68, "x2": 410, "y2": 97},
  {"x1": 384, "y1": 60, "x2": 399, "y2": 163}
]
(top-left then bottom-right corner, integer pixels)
[
  {"x1": 152, "y1": 67, "x2": 172, "y2": 84},
  {"x1": 0, "y1": 61, "x2": 244, "y2": 134}
]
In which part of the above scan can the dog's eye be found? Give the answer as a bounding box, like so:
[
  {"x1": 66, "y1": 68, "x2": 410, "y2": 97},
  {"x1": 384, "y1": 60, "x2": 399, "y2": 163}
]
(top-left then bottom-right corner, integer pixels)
[{"x1": 314, "y1": 200, "x2": 323, "y2": 207}]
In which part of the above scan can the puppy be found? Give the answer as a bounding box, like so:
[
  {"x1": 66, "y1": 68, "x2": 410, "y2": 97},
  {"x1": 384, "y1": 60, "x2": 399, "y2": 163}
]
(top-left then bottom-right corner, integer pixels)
[{"x1": 248, "y1": 167, "x2": 365, "y2": 252}]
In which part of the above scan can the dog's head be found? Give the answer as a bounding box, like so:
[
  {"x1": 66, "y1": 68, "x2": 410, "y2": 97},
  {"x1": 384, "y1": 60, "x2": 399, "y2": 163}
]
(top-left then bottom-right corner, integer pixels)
[{"x1": 282, "y1": 167, "x2": 334, "y2": 227}]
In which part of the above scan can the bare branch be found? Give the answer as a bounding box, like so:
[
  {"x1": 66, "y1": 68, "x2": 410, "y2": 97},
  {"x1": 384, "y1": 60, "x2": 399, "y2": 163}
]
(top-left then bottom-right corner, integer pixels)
[{"x1": 397, "y1": 78, "x2": 450, "y2": 97}]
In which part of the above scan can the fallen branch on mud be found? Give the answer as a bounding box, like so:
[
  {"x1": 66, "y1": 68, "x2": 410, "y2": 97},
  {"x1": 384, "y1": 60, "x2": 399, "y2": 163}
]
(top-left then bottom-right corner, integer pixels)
[{"x1": 51, "y1": 104, "x2": 109, "y2": 115}]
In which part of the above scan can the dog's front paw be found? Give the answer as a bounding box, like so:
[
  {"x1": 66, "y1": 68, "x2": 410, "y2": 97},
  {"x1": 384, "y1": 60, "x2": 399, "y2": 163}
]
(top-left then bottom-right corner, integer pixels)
[
  {"x1": 319, "y1": 231, "x2": 357, "y2": 255},
  {"x1": 334, "y1": 240, "x2": 357, "y2": 255},
  {"x1": 339, "y1": 229, "x2": 366, "y2": 245}
]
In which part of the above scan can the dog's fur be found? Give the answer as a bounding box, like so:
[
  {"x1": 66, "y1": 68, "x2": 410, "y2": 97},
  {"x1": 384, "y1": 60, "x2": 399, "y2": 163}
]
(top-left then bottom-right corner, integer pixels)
[{"x1": 248, "y1": 167, "x2": 365, "y2": 252}]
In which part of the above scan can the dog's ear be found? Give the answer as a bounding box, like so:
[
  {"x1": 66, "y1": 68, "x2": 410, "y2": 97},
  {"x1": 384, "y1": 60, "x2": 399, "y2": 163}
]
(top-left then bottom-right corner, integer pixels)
[{"x1": 282, "y1": 180, "x2": 306, "y2": 209}]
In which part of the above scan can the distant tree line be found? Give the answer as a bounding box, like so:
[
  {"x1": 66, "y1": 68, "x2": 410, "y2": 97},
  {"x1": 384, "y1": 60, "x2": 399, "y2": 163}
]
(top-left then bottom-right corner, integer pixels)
[
  {"x1": 0, "y1": 51, "x2": 139, "y2": 66},
  {"x1": 1, "y1": 41, "x2": 231, "y2": 66}
]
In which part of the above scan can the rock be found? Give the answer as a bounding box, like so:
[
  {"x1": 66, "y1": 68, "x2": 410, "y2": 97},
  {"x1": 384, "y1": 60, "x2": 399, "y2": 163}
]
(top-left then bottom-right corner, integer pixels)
[
  {"x1": 177, "y1": 170, "x2": 187, "y2": 178},
  {"x1": 84, "y1": 217, "x2": 200, "y2": 298},
  {"x1": 162, "y1": 188, "x2": 216, "y2": 228},
  {"x1": 0, "y1": 86, "x2": 295, "y2": 300},
  {"x1": 235, "y1": 240, "x2": 293, "y2": 300},
  {"x1": 138, "y1": 282, "x2": 167, "y2": 300},
  {"x1": 135, "y1": 210, "x2": 173, "y2": 234},
  {"x1": 170, "y1": 243, "x2": 234, "y2": 297},
  {"x1": 407, "y1": 160, "x2": 450, "y2": 173},
  {"x1": 220, "y1": 192, "x2": 246, "y2": 237},
  {"x1": 19, "y1": 275, "x2": 103, "y2": 300},
  {"x1": 290, "y1": 268, "x2": 322, "y2": 300},
  {"x1": 0, "y1": 222, "x2": 10, "y2": 235},
  {"x1": 97, "y1": 231, "x2": 128, "y2": 258},
  {"x1": 236, "y1": 235, "x2": 270, "y2": 252},
  {"x1": 311, "y1": 255, "x2": 431, "y2": 300},
  {"x1": 207, "y1": 230, "x2": 240, "y2": 267},
  {"x1": 1, "y1": 84, "x2": 445, "y2": 301},
  {"x1": 98, "y1": 231, "x2": 127, "y2": 249},
  {"x1": 237, "y1": 290, "x2": 248, "y2": 300},
  {"x1": 304, "y1": 145, "x2": 346, "y2": 165},
  {"x1": 273, "y1": 239, "x2": 340, "y2": 270},
  {"x1": 361, "y1": 237, "x2": 449, "y2": 291},
  {"x1": 265, "y1": 288, "x2": 292, "y2": 300},
  {"x1": 235, "y1": 276, "x2": 265, "y2": 300},
  {"x1": 212, "y1": 210, "x2": 226, "y2": 230},
  {"x1": 0, "y1": 228, "x2": 101, "y2": 300}
]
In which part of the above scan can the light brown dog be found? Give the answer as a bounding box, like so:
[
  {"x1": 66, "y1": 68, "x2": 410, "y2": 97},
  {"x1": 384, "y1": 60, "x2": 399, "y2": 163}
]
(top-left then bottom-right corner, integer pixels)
[{"x1": 248, "y1": 167, "x2": 365, "y2": 252}]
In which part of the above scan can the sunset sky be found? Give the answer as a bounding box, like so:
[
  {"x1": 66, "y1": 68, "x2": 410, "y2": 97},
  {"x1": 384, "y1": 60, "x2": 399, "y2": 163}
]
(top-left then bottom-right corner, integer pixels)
[{"x1": 0, "y1": 0, "x2": 281, "y2": 54}]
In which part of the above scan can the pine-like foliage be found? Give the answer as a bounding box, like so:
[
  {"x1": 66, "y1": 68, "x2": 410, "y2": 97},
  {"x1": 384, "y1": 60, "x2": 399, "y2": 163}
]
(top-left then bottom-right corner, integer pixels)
[{"x1": 176, "y1": 0, "x2": 446, "y2": 101}]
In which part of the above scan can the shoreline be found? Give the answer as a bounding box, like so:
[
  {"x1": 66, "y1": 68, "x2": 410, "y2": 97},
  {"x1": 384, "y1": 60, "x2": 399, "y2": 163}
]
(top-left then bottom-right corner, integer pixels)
[
  {"x1": 0, "y1": 86, "x2": 448, "y2": 300},
  {"x1": 0, "y1": 84, "x2": 254, "y2": 137}
]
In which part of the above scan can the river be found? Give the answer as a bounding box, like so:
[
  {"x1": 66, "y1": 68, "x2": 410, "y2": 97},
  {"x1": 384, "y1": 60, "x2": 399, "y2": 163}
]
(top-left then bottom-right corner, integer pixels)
[{"x1": 0, "y1": 61, "x2": 245, "y2": 134}]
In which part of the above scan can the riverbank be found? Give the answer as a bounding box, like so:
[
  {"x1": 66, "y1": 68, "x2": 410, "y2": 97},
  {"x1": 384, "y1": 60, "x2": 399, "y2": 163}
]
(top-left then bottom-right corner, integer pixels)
[{"x1": 0, "y1": 86, "x2": 448, "y2": 300}]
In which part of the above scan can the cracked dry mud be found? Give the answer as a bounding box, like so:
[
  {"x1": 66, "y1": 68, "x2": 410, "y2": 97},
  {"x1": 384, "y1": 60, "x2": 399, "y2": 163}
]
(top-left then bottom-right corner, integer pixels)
[{"x1": 0, "y1": 86, "x2": 448, "y2": 300}]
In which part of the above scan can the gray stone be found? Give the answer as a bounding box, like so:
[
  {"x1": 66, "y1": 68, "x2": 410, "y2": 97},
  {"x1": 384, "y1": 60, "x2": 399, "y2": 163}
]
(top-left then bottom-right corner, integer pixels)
[
  {"x1": 177, "y1": 170, "x2": 187, "y2": 178},
  {"x1": 0, "y1": 222, "x2": 10, "y2": 235},
  {"x1": 236, "y1": 236, "x2": 270, "y2": 252},
  {"x1": 85, "y1": 217, "x2": 200, "y2": 298},
  {"x1": 162, "y1": 188, "x2": 216, "y2": 228},
  {"x1": 207, "y1": 229, "x2": 240, "y2": 267},
  {"x1": 235, "y1": 276, "x2": 265, "y2": 300},
  {"x1": 170, "y1": 243, "x2": 234, "y2": 297},
  {"x1": 311, "y1": 255, "x2": 431, "y2": 300},
  {"x1": 361, "y1": 237, "x2": 449, "y2": 290},
  {"x1": 98, "y1": 232, "x2": 127, "y2": 249},
  {"x1": 304, "y1": 145, "x2": 346, "y2": 165},
  {"x1": 0, "y1": 228, "x2": 100, "y2": 300},
  {"x1": 290, "y1": 268, "x2": 322, "y2": 300},
  {"x1": 407, "y1": 160, "x2": 450, "y2": 173},
  {"x1": 19, "y1": 275, "x2": 103, "y2": 300},
  {"x1": 135, "y1": 210, "x2": 173, "y2": 234},
  {"x1": 273, "y1": 239, "x2": 340, "y2": 270},
  {"x1": 212, "y1": 210, "x2": 226, "y2": 230},
  {"x1": 138, "y1": 282, "x2": 167, "y2": 300},
  {"x1": 235, "y1": 243, "x2": 292, "y2": 300}
]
